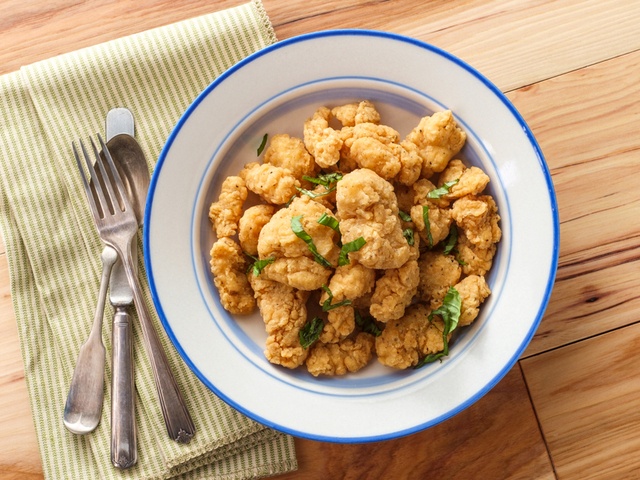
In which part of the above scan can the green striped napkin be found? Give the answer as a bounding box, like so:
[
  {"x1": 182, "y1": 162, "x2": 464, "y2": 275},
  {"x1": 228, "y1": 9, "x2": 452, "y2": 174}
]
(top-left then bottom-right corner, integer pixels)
[{"x1": 0, "y1": 1, "x2": 298, "y2": 478}]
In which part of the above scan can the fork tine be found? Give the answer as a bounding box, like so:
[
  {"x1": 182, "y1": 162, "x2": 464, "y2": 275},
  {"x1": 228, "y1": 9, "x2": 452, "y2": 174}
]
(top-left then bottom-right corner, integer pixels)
[
  {"x1": 73, "y1": 140, "x2": 102, "y2": 219},
  {"x1": 97, "y1": 134, "x2": 133, "y2": 213},
  {"x1": 89, "y1": 136, "x2": 119, "y2": 216}
]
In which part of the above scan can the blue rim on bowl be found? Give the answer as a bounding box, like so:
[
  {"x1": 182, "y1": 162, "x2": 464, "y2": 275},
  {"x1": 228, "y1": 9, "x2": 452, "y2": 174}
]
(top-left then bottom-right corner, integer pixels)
[{"x1": 144, "y1": 29, "x2": 560, "y2": 442}]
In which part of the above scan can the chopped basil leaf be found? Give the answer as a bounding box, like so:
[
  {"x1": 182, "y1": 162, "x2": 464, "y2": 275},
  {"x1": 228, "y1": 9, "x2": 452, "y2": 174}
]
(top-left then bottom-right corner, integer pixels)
[
  {"x1": 317, "y1": 213, "x2": 340, "y2": 232},
  {"x1": 398, "y1": 210, "x2": 412, "y2": 222},
  {"x1": 320, "y1": 285, "x2": 352, "y2": 311},
  {"x1": 338, "y1": 237, "x2": 366, "y2": 266},
  {"x1": 422, "y1": 205, "x2": 434, "y2": 247},
  {"x1": 296, "y1": 185, "x2": 337, "y2": 199},
  {"x1": 442, "y1": 225, "x2": 458, "y2": 255},
  {"x1": 402, "y1": 228, "x2": 415, "y2": 246},
  {"x1": 299, "y1": 317, "x2": 323, "y2": 349},
  {"x1": 302, "y1": 172, "x2": 343, "y2": 188},
  {"x1": 291, "y1": 215, "x2": 333, "y2": 268},
  {"x1": 257, "y1": 133, "x2": 268, "y2": 156},
  {"x1": 415, "y1": 287, "x2": 461, "y2": 368},
  {"x1": 246, "y1": 255, "x2": 275, "y2": 276},
  {"x1": 355, "y1": 310, "x2": 382, "y2": 337},
  {"x1": 427, "y1": 179, "x2": 459, "y2": 199}
]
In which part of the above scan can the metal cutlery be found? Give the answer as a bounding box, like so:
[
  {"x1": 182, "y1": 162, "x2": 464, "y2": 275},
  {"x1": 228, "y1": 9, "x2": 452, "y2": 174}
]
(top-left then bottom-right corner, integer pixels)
[{"x1": 73, "y1": 134, "x2": 195, "y2": 444}]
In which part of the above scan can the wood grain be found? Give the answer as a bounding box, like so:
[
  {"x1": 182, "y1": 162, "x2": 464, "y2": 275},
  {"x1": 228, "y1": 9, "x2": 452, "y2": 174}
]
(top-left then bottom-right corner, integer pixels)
[
  {"x1": 507, "y1": 49, "x2": 640, "y2": 356},
  {"x1": 522, "y1": 324, "x2": 640, "y2": 478},
  {"x1": 1, "y1": 0, "x2": 640, "y2": 478},
  {"x1": 277, "y1": 366, "x2": 554, "y2": 480}
]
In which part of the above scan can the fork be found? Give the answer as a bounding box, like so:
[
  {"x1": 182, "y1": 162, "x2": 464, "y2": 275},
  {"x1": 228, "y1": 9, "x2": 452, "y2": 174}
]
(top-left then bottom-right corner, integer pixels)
[{"x1": 73, "y1": 134, "x2": 195, "y2": 443}]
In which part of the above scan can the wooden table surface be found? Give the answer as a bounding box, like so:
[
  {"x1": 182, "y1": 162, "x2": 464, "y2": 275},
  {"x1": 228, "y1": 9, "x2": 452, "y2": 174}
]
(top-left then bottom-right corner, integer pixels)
[{"x1": 1, "y1": 1, "x2": 639, "y2": 478}]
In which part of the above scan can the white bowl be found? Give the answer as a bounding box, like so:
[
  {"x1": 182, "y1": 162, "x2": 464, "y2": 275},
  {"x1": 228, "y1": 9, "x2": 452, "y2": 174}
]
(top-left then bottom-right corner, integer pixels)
[{"x1": 144, "y1": 30, "x2": 559, "y2": 442}]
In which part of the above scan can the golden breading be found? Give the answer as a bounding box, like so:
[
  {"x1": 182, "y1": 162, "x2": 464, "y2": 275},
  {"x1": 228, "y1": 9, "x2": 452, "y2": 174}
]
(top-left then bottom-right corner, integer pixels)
[
  {"x1": 411, "y1": 178, "x2": 450, "y2": 209},
  {"x1": 263, "y1": 256, "x2": 332, "y2": 291},
  {"x1": 319, "y1": 305, "x2": 356, "y2": 344},
  {"x1": 451, "y1": 194, "x2": 501, "y2": 250},
  {"x1": 336, "y1": 168, "x2": 412, "y2": 269},
  {"x1": 208, "y1": 176, "x2": 247, "y2": 237},
  {"x1": 376, "y1": 304, "x2": 447, "y2": 369},
  {"x1": 348, "y1": 136, "x2": 402, "y2": 180},
  {"x1": 248, "y1": 274, "x2": 310, "y2": 369},
  {"x1": 417, "y1": 252, "x2": 462, "y2": 309},
  {"x1": 454, "y1": 275, "x2": 491, "y2": 327},
  {"x1": 403, "y1": 110, "x2": 466, "y2": 178},
  {"x1": 240, "y1": 162, "x2": 300, "y2": 205},
  {"x1": 238, "y1": 204, "x2": 275, "y2": 256},
  {"x1": 332, "y1": 100, "x2": 381, "y2": 127},
  {"x1": 303, "y1": 106, "x2": 343, "y2": 168},
  {"x1": 258, "y1": 195, "x2": 340, "y2": 265},
  {"x1": 209, "y1": 237, "x2": 255, "y2": 315},
  {"x1": 369, "y1": 259, "x2": 420, "y2": 322},
  {"x1": 439, "y1": 159, "x2": 490, "y2": 200},
  {"x1": 263, "y1": 133, "x2": 318, "y2": 180},
  {"x1": 324, "y1": 262, "x2": 376, "y2": 302},
  {"x1": 396, "y1": 144, "x2": 423, "y2": 186},
  {"x1": 306, "y1": 332, "x2": 375, "y2": 376},
  {"x1": 456, "y1": 230, "x2": 497, "y2": 277},
  {"x1": 410, "y1": 203, "x2": 452, "y2": 247}
]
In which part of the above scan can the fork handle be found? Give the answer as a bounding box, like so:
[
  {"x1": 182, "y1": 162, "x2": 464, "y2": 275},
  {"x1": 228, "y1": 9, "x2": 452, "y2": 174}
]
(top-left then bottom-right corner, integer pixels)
[{"x1": 120, "y1": 246, "x2": 195, "y2": 443}]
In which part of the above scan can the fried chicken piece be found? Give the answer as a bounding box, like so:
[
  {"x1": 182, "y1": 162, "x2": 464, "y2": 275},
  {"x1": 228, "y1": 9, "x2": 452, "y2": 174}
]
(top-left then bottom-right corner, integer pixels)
[
  {"x1": 417, "y1": 252, "x2": 462, "y2": 309},
  {"x1": 451, "y1": 194, "x2": 501, "y2": 250},
  {"x1": 439, "y1": 159, "x2": 490, "y2": 200},
  {"x1": 248, "y1": 274, "x2": 310, "y2": 368},
  {"x1": 306, "y1": 332, "x2": 375, "y2": 376},
  {"x1": 208, "y1": 176, "x2": 247, "y2": 237},
  {"x1": 258, "y1": 195, "x2": 340, "y2": 265},
  {"x1": 263, "y1": 133, "x2": 318, "y2": 181},
  {"x1": 332, "y1": 100, "x2": 381, "y2": 127},
  {"x1": 410, "y1": 203, "x2": 452, "y2": 248},
  {"x1": 411, "y1": 178, "x2": 450, "y2": 209},
  {"x1": 239, "y1": 162, "x2": 300, "y2": 205},
  {"x1": 396, "y1": 143, "x2": 423, "y2": 186},
  {"x1": 238, "y1": 204, "x2": 275, "y2": 256},
  {"x1": 456, "y1": 230, "x2": 497, "y2": 277},
  {"x1": 303, "y1": 106, "x2": 343, "y2": 168},
  {"x1": 325, "y1": 262, "x2": 376, "y2": 302},
  {"x1": 454, "y1": 275, "x2": 491, "y2": 327},
  {"x1": 319, "y1": 306, "x2": 356, "y2": 344},
  {"x1": 209, "y1": 237, "x2": 255, "y2": 315},
  {"x1": 318, "y1": 263, "x2": 376, "y2": 343},
  {"x1": 263, "y1": 256, "x2": 332, "y2": 291},
  {"x1": 376, "y1": 304, "x2": 447, "y2": 369},
  {"x1": 403, "y1": 110, "x2": 466, "y2": 178},
  {"x1": 348, "y1": 136, "x2": 402, "y2": 180},
  {"x1": 370, "y1": 259, "x2": 420, "y2": 322},
  {"x1": 336, "y1": 168, "x2": 412, "y2": 270}
]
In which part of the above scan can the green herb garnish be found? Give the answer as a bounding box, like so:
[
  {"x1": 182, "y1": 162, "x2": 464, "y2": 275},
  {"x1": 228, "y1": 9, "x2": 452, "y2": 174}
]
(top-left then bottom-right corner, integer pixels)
[
  {"x1": 442, "y1": 225, "x2": 458, "y2": 255},
  {"x1": 403, "y1": 228, "x2": 415, "y2": 246},
  {"x1": 299, "y1": 317, "x2": 324, "y2": 349},
  {"x1": 338, "y1": 237, "x2": 366, "y2": 266},
  {"x1": 321, "y1": 285, "x2": 352, "y2": 312},
  {"x1": 398, "y1": 210, "x2": 412, "y2": 222},
  {"x1": 296, "y1": 186, "x2": 337, "y2": 199},
  {"x1": 355, "y1": 310, "x2": 382, "y2": 337},
  {"x1": 257, "y1": 133, "x2": 268, "y2": 156},
  {"x1": 427, "y1": 179, "x2": 459, "y2": 199},
  {"x1": 302, "y1": 172, "x2": 343, "y2": 187},
  {"x1": 422, "y1": 205, "x2": 434, "y2": 247},
  {"x1": 415, "y1": 287, "x2": 461, "y2": 367},
  {"x1": 317, "y1": 213, "x2": 340, "y2": 232},
  {"x1": 245, "y1": 254, "x2": 275, "y2": 276},
  {"x1": 291, "y1": 215, "x2": 333, "y2": 268}
]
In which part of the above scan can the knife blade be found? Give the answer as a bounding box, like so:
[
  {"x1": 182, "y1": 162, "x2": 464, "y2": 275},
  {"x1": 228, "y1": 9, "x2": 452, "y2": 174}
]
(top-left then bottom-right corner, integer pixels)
[{"x1": 106, "y1": 108, "x2": 137, "y2": 469}]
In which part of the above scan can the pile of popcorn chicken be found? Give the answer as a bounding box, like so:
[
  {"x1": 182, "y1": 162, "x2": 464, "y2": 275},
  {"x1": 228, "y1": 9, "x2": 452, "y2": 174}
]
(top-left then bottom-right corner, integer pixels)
[{"x1": 208, "y1": 100, "x2": 501, "y2": 376}]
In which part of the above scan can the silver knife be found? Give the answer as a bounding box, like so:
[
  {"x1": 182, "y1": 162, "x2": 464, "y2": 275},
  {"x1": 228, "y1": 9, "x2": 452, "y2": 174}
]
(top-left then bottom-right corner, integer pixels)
[{"x1": 106, "y1": 108, "x2": 137, "y2": 469}]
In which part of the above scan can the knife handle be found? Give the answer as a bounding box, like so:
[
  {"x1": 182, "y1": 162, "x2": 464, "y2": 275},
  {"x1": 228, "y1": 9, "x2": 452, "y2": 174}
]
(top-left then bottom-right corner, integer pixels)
[{"x1": 111, "y1": 307, "x2": 137, "y2": 469}]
